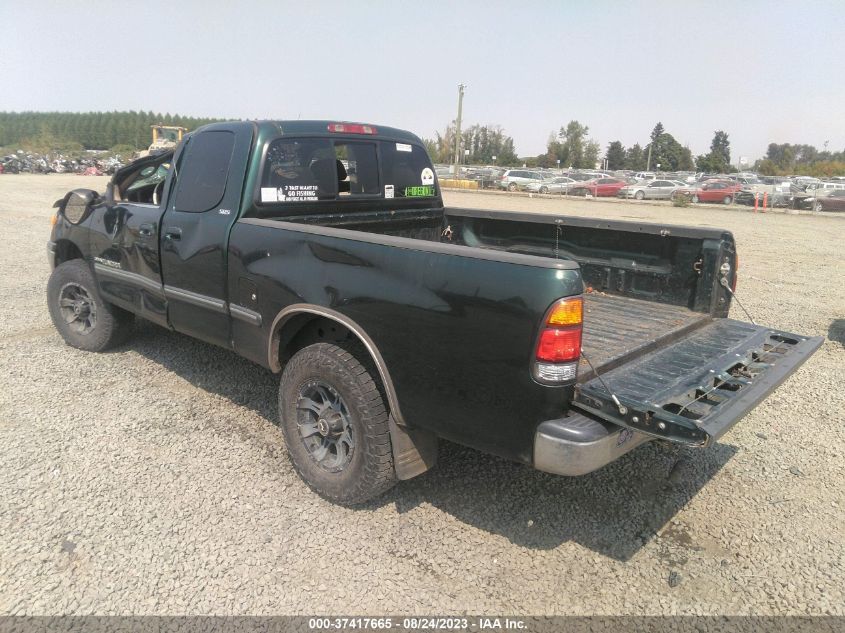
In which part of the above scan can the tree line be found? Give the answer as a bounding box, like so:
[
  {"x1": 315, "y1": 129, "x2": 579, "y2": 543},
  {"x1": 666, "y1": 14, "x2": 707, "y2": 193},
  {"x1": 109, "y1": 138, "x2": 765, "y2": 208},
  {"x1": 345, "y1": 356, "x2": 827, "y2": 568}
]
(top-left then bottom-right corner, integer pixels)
[
  {"x1": 422, "y1": 123, "x2": 520, "y2": 166},
  {"x1": 0, "y1": 111, "x2": 224, "y2": 152},
  {"x1": 3, "y1": 111, "x2": 843, "y2": 177},
  {"x1": 756, "y1": 143, "x2": 845, "y2": 177}
]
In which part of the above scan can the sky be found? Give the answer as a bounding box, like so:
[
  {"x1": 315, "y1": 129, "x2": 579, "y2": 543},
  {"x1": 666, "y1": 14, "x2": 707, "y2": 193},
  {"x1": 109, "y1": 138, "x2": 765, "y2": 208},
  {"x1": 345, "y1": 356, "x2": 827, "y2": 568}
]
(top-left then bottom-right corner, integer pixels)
[{"x1": 1, "y1": 0, "x2": 843, "y2": 163}]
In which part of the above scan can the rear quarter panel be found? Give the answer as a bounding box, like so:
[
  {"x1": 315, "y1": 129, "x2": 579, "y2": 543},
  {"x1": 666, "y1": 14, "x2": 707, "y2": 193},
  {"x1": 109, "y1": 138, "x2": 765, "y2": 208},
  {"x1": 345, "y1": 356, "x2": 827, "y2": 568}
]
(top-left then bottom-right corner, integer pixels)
[{"x1": 228, "y1": 219, "x2": 584, "y2": 463}]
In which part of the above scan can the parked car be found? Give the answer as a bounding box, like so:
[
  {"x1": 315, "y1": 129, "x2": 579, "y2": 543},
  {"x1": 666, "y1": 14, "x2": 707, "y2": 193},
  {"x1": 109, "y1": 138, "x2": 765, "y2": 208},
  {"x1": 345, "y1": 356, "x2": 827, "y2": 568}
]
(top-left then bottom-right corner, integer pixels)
[
  {"x1": 632, "y1": 171, "x2": 656, "y2": 181},
  {"x1": 44, "y1": 119, "x2": 822, "y2": 505},
  {"x1": 567, "y1": 177, "x2": 629, "y2": 197},
  {"x1": 617, "y1": 179, "x2": 687, "y2": 200},
  {"x1": 526, "y1": 176, "x2": 577, "y2": 194},
  {"x1": 802, "y1": 188, "x2": 845, "y2": 211},
  {"x1": 673, "y1": 180, "x2": 742, "y2": 204},
  {"x1": 497, "y1": 169, "x2": 546, "y2": 191}
]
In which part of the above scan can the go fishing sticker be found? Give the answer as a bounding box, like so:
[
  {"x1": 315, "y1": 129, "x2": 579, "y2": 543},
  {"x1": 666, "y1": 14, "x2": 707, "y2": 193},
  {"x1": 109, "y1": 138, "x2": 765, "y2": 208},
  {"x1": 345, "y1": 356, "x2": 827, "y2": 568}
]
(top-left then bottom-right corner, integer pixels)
[
  {"x1": 420, "y1": 167, "x2": 435, "y2": 185},
  {"x1": 260, "y1": 185, "x2": 318, "y2": 202},
  {"x1": 404, "y1": 185, "x2": 435, "y2": 197}
]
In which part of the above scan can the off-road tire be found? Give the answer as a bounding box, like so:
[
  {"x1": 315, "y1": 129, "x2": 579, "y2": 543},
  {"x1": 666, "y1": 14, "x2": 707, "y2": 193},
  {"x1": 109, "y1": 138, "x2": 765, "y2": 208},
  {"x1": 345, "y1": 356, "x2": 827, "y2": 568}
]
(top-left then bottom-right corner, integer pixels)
[
  {"x1": 47, "y1": 259, "x2": 134, "y2": 352},
  {"x1": 278, "y1": 342, "x2": 396, "y2": 505}
]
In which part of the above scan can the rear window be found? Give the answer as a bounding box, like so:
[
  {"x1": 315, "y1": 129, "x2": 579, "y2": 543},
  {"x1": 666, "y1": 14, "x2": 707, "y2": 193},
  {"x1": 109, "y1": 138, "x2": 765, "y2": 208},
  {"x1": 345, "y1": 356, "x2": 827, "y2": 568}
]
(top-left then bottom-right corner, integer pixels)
[
  {"x1": 380, "y1": 142, "x2": 436, "y2": 198},
  {"x1": 259, "y1": 136, "x2": 436, "y2": 204}
]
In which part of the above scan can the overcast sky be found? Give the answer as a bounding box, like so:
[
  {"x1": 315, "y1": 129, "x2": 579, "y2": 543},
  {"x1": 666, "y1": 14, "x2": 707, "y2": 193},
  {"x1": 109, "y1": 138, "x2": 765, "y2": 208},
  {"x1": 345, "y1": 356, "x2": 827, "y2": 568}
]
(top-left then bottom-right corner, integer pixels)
[{"x1": 1, "y1": 0, "x2": 842, "y2": 162}]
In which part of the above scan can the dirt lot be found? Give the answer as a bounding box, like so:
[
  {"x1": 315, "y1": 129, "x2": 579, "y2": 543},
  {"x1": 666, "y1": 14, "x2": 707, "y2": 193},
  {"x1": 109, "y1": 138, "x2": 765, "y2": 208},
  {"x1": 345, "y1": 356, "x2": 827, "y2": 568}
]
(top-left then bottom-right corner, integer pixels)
[{"x1": 1, "y1": 175, "x2": 843, "y2": 616}]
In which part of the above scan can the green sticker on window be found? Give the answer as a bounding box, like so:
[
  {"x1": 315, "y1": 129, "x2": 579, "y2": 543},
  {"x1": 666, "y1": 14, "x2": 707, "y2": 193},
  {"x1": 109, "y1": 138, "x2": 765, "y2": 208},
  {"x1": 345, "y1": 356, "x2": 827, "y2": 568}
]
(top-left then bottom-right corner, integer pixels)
[{"x1": 404, "y1": 185, "x2": 435, "y2": 197}]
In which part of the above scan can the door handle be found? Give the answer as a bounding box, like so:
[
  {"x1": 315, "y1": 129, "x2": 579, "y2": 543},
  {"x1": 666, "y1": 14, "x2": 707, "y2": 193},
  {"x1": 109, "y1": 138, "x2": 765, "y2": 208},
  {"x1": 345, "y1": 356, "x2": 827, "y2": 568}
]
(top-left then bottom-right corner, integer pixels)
[
  {"x1": 139, "y1": 223, "x2": 154, "y2": 237},
  {"x1": 164, "y1": 227, "x2": 182, "y2": 241}
]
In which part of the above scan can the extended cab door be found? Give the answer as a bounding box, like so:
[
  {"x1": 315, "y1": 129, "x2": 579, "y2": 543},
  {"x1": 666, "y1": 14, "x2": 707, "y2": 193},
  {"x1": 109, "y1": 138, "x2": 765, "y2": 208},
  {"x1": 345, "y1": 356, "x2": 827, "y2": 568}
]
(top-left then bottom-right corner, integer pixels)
[
  {"x1": 89, "y1": 153, "x2": 176, "y2": 327},
  {"x1": 159, "y1": 124, "x2": 254, "y2": 347}
]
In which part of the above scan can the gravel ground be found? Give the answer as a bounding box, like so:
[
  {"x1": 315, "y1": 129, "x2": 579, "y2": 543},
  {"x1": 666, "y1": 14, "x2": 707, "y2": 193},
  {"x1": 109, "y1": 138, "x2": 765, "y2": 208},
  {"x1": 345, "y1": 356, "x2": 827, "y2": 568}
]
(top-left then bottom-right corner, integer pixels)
[{"x1": 1, "y1": 175, "x2": 843, "y2": 616}]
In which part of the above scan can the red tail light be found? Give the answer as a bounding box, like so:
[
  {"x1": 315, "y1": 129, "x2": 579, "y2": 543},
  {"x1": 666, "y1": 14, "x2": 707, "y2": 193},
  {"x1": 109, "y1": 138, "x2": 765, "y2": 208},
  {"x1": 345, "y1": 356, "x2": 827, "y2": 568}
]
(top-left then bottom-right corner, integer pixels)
[
  {"x1": 536, "y1": 328, "x2": 582, "y2": 362},
  {"x1": 533, "y1": 297, "x2": 583, "y2": 383}
]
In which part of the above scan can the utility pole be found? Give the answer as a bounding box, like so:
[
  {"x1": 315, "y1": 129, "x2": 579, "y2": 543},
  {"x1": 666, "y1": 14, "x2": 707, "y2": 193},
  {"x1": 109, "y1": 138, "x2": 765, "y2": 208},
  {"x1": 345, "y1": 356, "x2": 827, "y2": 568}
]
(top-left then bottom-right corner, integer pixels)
[{"x1": 453, "y1": 83, "x2": 465, "y2": 176}]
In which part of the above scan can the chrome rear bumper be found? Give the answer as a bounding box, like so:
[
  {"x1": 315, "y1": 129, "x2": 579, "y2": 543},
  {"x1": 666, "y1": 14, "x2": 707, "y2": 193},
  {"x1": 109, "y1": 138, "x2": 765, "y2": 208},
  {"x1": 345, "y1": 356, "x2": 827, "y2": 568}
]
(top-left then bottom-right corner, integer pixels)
[{"x1": 533, "y1": 412, "x2": 651, "y2": 476}]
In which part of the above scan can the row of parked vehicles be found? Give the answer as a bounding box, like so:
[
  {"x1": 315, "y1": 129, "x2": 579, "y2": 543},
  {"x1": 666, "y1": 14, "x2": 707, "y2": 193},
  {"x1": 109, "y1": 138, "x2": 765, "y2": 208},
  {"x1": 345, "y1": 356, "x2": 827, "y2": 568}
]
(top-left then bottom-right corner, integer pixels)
[{"x1": 435, "y1": 164, "x2": 845, "y2": 211}]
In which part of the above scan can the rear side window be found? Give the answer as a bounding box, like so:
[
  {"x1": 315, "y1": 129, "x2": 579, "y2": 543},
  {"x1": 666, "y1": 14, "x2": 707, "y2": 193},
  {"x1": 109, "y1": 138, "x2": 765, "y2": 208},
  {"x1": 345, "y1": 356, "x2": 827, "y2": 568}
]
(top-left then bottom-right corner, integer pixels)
[
  {"x1": 173, "y1": 131, "x2": 235, "y2": 212},
  {"x1": 380, "y1": 141, "x2": 436, "y2": 198}
]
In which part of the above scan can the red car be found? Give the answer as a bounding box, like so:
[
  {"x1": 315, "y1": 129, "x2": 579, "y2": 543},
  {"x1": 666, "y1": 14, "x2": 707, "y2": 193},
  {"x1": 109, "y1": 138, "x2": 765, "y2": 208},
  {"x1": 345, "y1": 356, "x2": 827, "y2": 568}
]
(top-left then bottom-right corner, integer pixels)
[
  {"x1": 674, "y1": 180, "x2": 742, "y2": 204},
  {"x1": 567, "y1": 177, "x2": 629, "y2": 197}
]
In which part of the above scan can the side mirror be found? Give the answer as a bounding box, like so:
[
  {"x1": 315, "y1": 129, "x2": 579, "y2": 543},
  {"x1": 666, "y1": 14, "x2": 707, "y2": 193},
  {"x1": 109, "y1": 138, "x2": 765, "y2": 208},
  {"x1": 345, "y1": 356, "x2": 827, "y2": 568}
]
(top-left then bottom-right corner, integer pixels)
[{"x1": 54, "y1": 188, "x2": 100, "y2": 224}]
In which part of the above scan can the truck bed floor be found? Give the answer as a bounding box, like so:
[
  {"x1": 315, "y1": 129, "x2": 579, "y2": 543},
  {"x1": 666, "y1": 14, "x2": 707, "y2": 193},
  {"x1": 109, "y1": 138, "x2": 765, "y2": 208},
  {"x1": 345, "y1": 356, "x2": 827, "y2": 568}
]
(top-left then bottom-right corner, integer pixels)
[{"x1": 579, "y1": 293, "x2": 710, "y2": 382}]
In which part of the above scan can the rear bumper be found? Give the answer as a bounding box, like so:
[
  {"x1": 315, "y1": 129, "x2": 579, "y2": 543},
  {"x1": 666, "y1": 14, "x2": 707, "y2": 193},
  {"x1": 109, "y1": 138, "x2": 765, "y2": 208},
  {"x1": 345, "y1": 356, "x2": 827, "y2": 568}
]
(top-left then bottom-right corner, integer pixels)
[{"x1": 533, "y1": 412, "x2": 652, "y2": 476}]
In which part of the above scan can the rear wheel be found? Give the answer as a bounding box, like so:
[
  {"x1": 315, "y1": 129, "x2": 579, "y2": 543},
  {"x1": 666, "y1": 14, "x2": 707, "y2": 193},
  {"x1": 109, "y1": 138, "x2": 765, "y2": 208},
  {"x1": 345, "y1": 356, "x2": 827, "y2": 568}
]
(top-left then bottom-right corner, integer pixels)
[
  {"x1": 691, "y1": 195, "x2": 700, "y2": 203},
  {"x1": 723, "y1": 195, "x2": 733, "y2": 205},
  {"x1": 814, "y1": 201, "x2": 824, "y2": 212},
  {"x1": 634, "y1": 190, "x2": 645, "y2": 200},
  {"x1": 47, "y1": 260, "x2": 134, "y2": 352},
  {"x1": 278, "y1": 342, "x2": 396, "y2": 505},
  {"x1": 507, "y1": 183, "x2": 518, "y2": 192}
]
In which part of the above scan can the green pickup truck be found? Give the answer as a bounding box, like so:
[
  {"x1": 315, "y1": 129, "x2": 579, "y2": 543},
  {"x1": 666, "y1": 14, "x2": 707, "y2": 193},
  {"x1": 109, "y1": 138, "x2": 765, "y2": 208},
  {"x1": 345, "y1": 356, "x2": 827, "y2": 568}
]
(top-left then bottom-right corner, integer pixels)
[{"x1": 46, "y1": 120, "x2": 822, "y2": 504}]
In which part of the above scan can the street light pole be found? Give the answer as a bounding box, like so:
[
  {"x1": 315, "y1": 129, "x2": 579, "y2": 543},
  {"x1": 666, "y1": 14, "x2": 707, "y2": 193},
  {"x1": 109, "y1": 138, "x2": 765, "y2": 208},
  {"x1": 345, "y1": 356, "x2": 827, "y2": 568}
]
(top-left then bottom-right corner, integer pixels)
[{"x1": 454, "y1": 84, "x2": 465, "y2": 177}]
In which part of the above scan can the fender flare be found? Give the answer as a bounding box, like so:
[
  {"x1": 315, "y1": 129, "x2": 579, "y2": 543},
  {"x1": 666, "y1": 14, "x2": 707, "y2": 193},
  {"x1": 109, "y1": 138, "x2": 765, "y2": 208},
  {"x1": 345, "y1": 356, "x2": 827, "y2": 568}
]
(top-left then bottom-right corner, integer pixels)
[{"x1": 267, "y1": 304, "x2": 406, "y2": 425}]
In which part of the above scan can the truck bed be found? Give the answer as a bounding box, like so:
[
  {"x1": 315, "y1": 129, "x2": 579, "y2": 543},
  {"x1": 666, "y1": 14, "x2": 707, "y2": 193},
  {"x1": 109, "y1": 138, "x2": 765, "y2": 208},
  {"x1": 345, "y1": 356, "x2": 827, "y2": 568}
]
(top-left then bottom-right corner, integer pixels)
[{"x1": 579, "y1": 293, "x2": 710, "y2": 382}]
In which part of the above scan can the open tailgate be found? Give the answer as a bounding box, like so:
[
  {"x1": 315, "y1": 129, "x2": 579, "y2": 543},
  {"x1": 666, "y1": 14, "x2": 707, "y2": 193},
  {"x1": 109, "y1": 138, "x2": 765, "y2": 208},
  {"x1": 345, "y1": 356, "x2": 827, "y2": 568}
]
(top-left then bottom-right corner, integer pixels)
[{"x1": 572, "y1": 319, "x2": 823, "y2": 446}]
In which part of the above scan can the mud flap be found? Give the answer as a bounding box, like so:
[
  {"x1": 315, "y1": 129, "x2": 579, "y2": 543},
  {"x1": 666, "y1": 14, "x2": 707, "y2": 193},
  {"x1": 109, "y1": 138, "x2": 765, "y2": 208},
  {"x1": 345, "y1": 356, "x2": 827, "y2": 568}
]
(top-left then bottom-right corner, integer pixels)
[
  {"x1": 388, "y1": 415, "x2": 438, "y2": 480},
  {"x1": 572, "y1": 319, "x2": 823, "y2": 446}
]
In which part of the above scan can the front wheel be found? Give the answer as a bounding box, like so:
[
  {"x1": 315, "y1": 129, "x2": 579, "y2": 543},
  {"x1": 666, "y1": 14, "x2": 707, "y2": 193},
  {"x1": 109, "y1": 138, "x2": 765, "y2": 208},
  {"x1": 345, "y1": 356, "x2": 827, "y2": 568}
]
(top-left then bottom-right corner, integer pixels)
[
  {"x1": 507, "y1": 183, "x2": 518, "y2": 192},
  {"x1": 634, "y1": 190, "x2": 645, "y2": 200},
  {"x1": 539, "y1": 186, "x2": 549, "y2": 194},
  {"x1": 814, "y1": 201, "x2": 824, "y2": 212},
  {"x1": 47, "y1": 260, "x2": 134, "y2": 352},
  {"x1": 278, "y1": 342, "x2": 396, "y2": 505}
]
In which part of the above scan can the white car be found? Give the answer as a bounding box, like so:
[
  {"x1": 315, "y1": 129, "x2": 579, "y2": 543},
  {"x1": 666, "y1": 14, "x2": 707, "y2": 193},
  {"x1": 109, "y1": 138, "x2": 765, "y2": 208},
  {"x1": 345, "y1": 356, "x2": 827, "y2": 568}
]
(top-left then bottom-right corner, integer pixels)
[
  {"x1": 617, "y1": 179, "x2": 687, "y2": 200},
  {"x1": 525, "y1": 176, "x2": 577, "y2": 194}
]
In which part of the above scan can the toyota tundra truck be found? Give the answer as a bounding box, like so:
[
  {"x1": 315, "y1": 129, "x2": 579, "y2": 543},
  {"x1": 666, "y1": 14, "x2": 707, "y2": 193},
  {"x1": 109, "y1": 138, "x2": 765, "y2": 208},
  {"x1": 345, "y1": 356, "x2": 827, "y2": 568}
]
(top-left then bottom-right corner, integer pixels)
[{"x1": 46, "y1": 120, "x2": 822, "y2": 504}]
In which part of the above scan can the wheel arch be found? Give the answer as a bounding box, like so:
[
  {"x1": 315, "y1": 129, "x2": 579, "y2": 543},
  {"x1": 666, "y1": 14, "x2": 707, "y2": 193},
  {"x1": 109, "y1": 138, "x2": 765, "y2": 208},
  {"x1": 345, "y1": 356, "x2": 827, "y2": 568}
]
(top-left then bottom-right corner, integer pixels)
[
  {"x1": 268, "y1": 304, "x2": 406, "y2": 425},
  {"x1": 52, "y1": 239, "x2": 84, "y2": 268}
]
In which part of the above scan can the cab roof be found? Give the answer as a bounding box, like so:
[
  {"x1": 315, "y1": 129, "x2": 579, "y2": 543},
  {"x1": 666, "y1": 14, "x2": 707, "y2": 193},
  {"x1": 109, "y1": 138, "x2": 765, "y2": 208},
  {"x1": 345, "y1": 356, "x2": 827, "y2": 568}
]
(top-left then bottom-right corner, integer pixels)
[{"x1": 196, "y1": 120, "x2": 424, "y2": 145}]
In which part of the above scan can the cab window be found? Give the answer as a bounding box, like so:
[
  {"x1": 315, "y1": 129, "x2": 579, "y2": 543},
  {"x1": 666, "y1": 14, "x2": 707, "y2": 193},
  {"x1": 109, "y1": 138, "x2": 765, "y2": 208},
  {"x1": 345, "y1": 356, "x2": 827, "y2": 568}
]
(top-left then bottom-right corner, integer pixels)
[{"x1": 379, "y1": 141, "x2": 436, "y2": 198}]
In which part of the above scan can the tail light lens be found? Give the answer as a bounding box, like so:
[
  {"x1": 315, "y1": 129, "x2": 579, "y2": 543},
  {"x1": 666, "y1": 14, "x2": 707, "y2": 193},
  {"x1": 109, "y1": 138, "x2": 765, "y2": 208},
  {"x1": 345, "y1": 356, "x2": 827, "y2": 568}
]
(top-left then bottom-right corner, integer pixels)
[
  {"x1": 327, "y1": 123, "x2": 377, "y2": 135},
  {"x1": 537, "y1": 328, "x2": 582, "y2": 362},
  {"x1": 533, "y1": 297, "x2": 583, "y2": 384}
]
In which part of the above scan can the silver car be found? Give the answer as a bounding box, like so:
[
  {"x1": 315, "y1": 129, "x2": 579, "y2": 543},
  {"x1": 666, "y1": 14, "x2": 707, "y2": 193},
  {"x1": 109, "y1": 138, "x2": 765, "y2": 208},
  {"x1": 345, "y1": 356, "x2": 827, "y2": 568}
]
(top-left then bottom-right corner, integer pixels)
[
  {"x1": 617, "y1": 179, "x2": 687, "y2": 200},
  {"x1": 525, "y1": 176, "x2": 577, "y2": 194},
  {"x1": 497, "y1": 169, "x2": 547, "y2": 191}
]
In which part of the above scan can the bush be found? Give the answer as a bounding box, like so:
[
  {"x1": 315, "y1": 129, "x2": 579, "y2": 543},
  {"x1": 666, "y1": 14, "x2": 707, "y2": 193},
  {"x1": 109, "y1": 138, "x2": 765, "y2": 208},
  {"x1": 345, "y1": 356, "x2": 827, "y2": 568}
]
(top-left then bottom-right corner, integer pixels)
[{"x1": 672, "y1": 193, "x2": 691, "y2": 207}]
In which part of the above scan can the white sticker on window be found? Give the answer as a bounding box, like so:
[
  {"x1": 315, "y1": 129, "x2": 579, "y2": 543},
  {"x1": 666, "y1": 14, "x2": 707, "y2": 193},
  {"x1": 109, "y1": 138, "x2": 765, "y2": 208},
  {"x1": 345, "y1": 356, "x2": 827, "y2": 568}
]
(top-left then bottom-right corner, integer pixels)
[
  {"x1": 385, "y1": 185, "x2": 394, "y2": 199},
  {"x1": 396, "y1": 143, "x2": 412, "y2": 152},
  {"x1": 260, "y1": 187, "x2": 279, "y2": 202},
  {"x1": 421, "y1": 167, "x2": 434, "y2": 185},
  {"x1": 282, "y1": 185, "x2": 318, "y2": 201}
]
